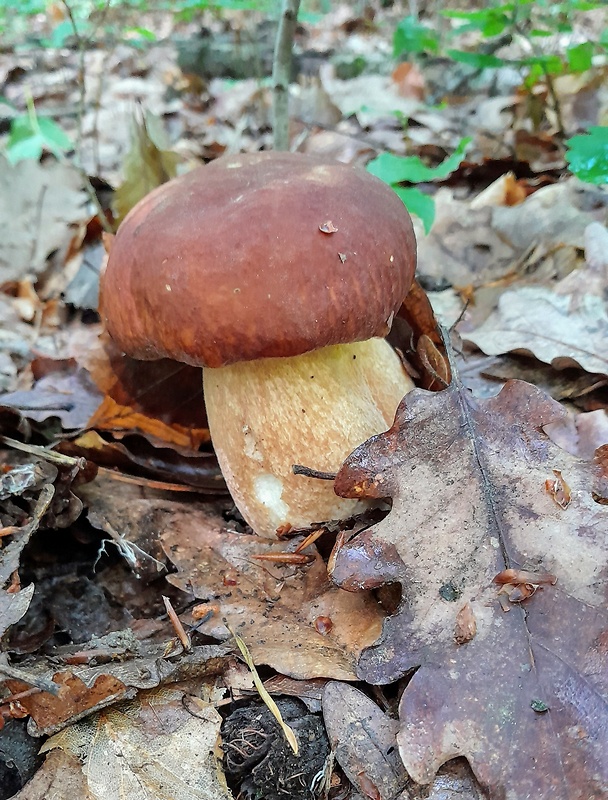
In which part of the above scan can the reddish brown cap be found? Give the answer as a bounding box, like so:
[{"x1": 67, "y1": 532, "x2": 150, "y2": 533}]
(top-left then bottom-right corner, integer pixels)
[{"x1": 101, "y1": 152, "x2": 416, "y2": 368}]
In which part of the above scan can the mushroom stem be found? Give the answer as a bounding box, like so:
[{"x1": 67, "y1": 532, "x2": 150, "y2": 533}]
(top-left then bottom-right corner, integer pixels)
[{"x1": 203, "y1": 338, "x2": 414, "y2": 538}]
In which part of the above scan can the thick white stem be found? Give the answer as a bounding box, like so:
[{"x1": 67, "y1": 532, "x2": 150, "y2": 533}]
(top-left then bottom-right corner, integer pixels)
[{"x1": 203, "y1": 338, "x2": 414, "y2": 538}]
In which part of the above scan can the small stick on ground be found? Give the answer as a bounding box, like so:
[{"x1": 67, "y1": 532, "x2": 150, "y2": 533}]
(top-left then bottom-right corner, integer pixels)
[
  {"x1": 292, "y1": 464, "x2": 337, "y2": 481},
  {"x1": 0, "y1": 663, "x2": 60, "y2": 696},
  {"x1": 272, "y1": 0, "x2": 301, "y2": 151},
  {"x1": 163, "y1": 596, "x2": 192, "y2": 652}
]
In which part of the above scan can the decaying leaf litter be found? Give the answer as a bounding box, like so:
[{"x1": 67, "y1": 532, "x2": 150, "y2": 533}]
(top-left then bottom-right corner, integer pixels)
[{"x1": 0, "y1": 2, "x2": 607, "y2": 799}]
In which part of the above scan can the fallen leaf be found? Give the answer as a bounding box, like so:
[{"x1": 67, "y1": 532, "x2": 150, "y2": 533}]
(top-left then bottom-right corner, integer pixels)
[
  {"x1": 72, "y1": 328, "x2": 209, "y2": 448},
  {"x1": 322, "y1": 682, "x2": 407, "y2": 800},
  {"x1": 39, "y1": 687, "x2": 232, "y2": 800},
  {"x1": 113, "y1": 113, "x2": 183, "y2": 225},
  {"x1": 331, "y1": 376, "x2": 607, "y2": 799},
  {"x1": 76, "y1": 474, "x2": 223, "y2": 579},
  {"x1": 62, "y1": 430, "x2": 222, "y2": 492},
  {"x1": 0, "y1": 366, "x2": 103, "y2": 429},
  {"x1": 0, "y1": 584, "x2": 35, "y2": 641},
  {"x1": 464, "y1": 285, "x2": 608, "y2": 376},
  {"x1": 0, "y1": 157, "x2": 88, "y2": 283},
  {"x1": 544, "y1": 409, "x2": 608, "y2": 460},
  {"x1": 162, "y1": 505, "x2": 384, "y2": 680},
  {"x1": 13, "y1": 748, "x2": 94, "y2": 800},
  {"x1": 323, "y1": 683, "x2": 486, "y2": 800},
  {"x1": 6, "y1": 640, "x2": 231, "y2": 736}
]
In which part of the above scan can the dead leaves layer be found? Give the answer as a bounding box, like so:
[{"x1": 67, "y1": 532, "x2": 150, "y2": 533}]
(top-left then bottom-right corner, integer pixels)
[
  {"x1": 161, "y1": 505, "x2": 384, "y2": 681},
  {"x1": 332, "y1": 377, "x2": 607, "y2": 800}
]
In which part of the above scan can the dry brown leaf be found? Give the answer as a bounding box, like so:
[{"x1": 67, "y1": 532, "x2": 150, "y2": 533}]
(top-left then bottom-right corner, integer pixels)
[
  {"x1": 113, "y1": 113, "x2": 183, "y2": 226},
  {"x1": 1, "y1": 366, "x2": 103, "y2": 429},
  {"x1": 39, "y1": 687, "x2": 232, "y2": 800},
  {"x1": 323, "y1": 681, "x2": 407, "y2": 800},
  {"x1": 545, "y1": 409, "x2": 608, "y2": 460},
  {"x1": 331, "y1": 376, "x2": 607, "y2": 799},
  {"x1": 0, "y1": 157, "x2": 88, "y2": 283},
  {"x1": 63, "y1": 431, "x2": 221, "y2": 492},
  {"x1": 6, "y1": 640, "x2": 231, "y2": 736},
  {"x1": 161, "y1": 506, "x2": 384, "y2": 680},
  {"x1": 13, "y1": 748, "x2": 94, "y2": 800},
  {"x1": 323, "y1": 683, "x2": 487, "y2": 800},
  {"x1": 417, "y1": 180, "x2": 604, "y2": 288},
  {"x1": 71, "y1": 328, "x2": 209, "y2": 449},
  {"x1": 465, "y1": 285, "x2": 608, "y2": 377}
]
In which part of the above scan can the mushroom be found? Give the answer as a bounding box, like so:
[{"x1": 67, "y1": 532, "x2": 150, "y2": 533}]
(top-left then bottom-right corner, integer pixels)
[{"x1": 101, "y1": 152, "x2": 416, "y2": 537}]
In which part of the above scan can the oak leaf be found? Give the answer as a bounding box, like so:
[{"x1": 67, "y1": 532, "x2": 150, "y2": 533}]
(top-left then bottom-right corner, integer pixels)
[{"x1": 331, "y1": 378, "x2": 607, "y2": 799}]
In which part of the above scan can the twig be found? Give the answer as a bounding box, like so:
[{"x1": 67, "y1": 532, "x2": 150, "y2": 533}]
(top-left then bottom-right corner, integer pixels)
[
  {"x1": 272, "y1": 0, "x2": 301, "y2": 151},
  {"x1": 60, "y1": 0, "x2": 114, "y2": 233},
  {"x1": 292, "y1": 464, "x2": 337, "y2": 481},
  {"x1": 0, "y1": 662, "x2": 60, "y2": 696},
  {"x1": 60, "y1": 0, "x2": 86, "y2": 161},
  {"x1": 163, "y1": 596, "x2": 192, "y2": 653},
  {"x1": 0, "y1": 435, "x2": 85, "y2": 468}
]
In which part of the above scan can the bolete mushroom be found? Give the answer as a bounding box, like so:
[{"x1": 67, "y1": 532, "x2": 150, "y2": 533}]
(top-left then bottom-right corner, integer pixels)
[{"x1": 101, "y1": 152, "x2": 416, "y2": 537}]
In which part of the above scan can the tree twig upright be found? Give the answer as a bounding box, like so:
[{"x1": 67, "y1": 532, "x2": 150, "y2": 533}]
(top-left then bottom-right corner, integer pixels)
[{"x1": 272, "y1": 0, "x2": 301, "y2": 151}]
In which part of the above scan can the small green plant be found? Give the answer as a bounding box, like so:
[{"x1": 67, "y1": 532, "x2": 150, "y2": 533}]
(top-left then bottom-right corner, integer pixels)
[
  {"x1": 393, "y1": 0, "x2": 608, "y2": 135},
  {"x1": 366, "y1": 138, "x2": 471, "y2": 234},
  {"x1": 3, "y1": 96, "x2": 73, "y2": 164},
  {"x1": 565, "y1": 127, "x2": 608, "y2": 185}
]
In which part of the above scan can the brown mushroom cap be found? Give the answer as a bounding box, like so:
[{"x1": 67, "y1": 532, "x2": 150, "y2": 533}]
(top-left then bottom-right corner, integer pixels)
[{"x1": 101, "y1": 151, "x2": 416, "y2": 368}]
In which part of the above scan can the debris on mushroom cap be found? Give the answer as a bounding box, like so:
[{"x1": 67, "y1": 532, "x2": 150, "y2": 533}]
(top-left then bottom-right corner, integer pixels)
[{"x1": 101, "y1": 152, "x2": 417, "y2": 368}]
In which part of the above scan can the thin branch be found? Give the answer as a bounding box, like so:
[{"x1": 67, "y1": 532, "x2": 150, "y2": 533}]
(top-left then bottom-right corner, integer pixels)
[
  {"x1": 60, "y1": 0, "x2": 86, "y2": 160},
  {"x1": 272, "y1": 0, "x2": 301, "y2": 151},
  {"x1": 0, "y1": 662, "x2": 60, "y2": 696},
  {"x1": 292, "y1": 464, "x2": 337, "y2": 481}
]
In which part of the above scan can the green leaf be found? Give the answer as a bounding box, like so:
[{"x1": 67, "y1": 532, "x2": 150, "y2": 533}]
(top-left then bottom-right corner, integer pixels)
[
  {"x1": 442, "y1": 6, "x2": 515, "y2": 23},
  {"x1": 523, "y1": 62, "x2": 544, "y2": 89},
  {"x1": 393, "y1": 16, "x2": 438, "y2": 56},
  {"x1": 446, "y1": 49, "x2": 505, "y2": 68},
  {"x1": 37, "y1": 117, "x2": 73, "y2": 151},
  {"x1": 6, "y1": 136, "x2": 43, "y2": 164},
  {"x1": 367, "y1": 137, "x2": 471, "y2": 185},
  {"x1": 522, "y1": 53, "x2": 564, "y2": 75},
  {"x1": 5, "y1": 114, "x2": 72, "y2": 164},
  {"x1": 393, "y1": 186, "x2": 436, "y2": 234},
  {"x1": 480, "y1": 13, "x2": 510, "y2": 37},
  {"x1": 565, "y1": 127, "x2": 608, "y2": 185},
  {"x1": 48, "y1": 19, "x2": 76, "y2": 48},
  {"x1": 124, "y1": 26, "x2": 157, "y2": 43},
  {"x1": 566, "y1": 42, "x2": 594, "y2": 73}
]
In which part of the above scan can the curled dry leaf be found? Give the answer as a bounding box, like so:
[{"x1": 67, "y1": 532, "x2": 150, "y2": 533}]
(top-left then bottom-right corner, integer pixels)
[
  {"x1": 322, "y1": 682, "x2": 486, "y2": 800},
  {"x1": 161, "y1": 505, "x2": 384, "y2": 680},
  {"x1": 464, "y1": 221, "x2": 608, "y2": 378},
  {"x1": 322, "y1": 682, "x2": 407, "y2": 800},
  {"x1": 331, "y1": 377, "x2": 607, "y2": 799},
  {"x1": 71, "y1": 328, "x2": 209, "y2": 450}
]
